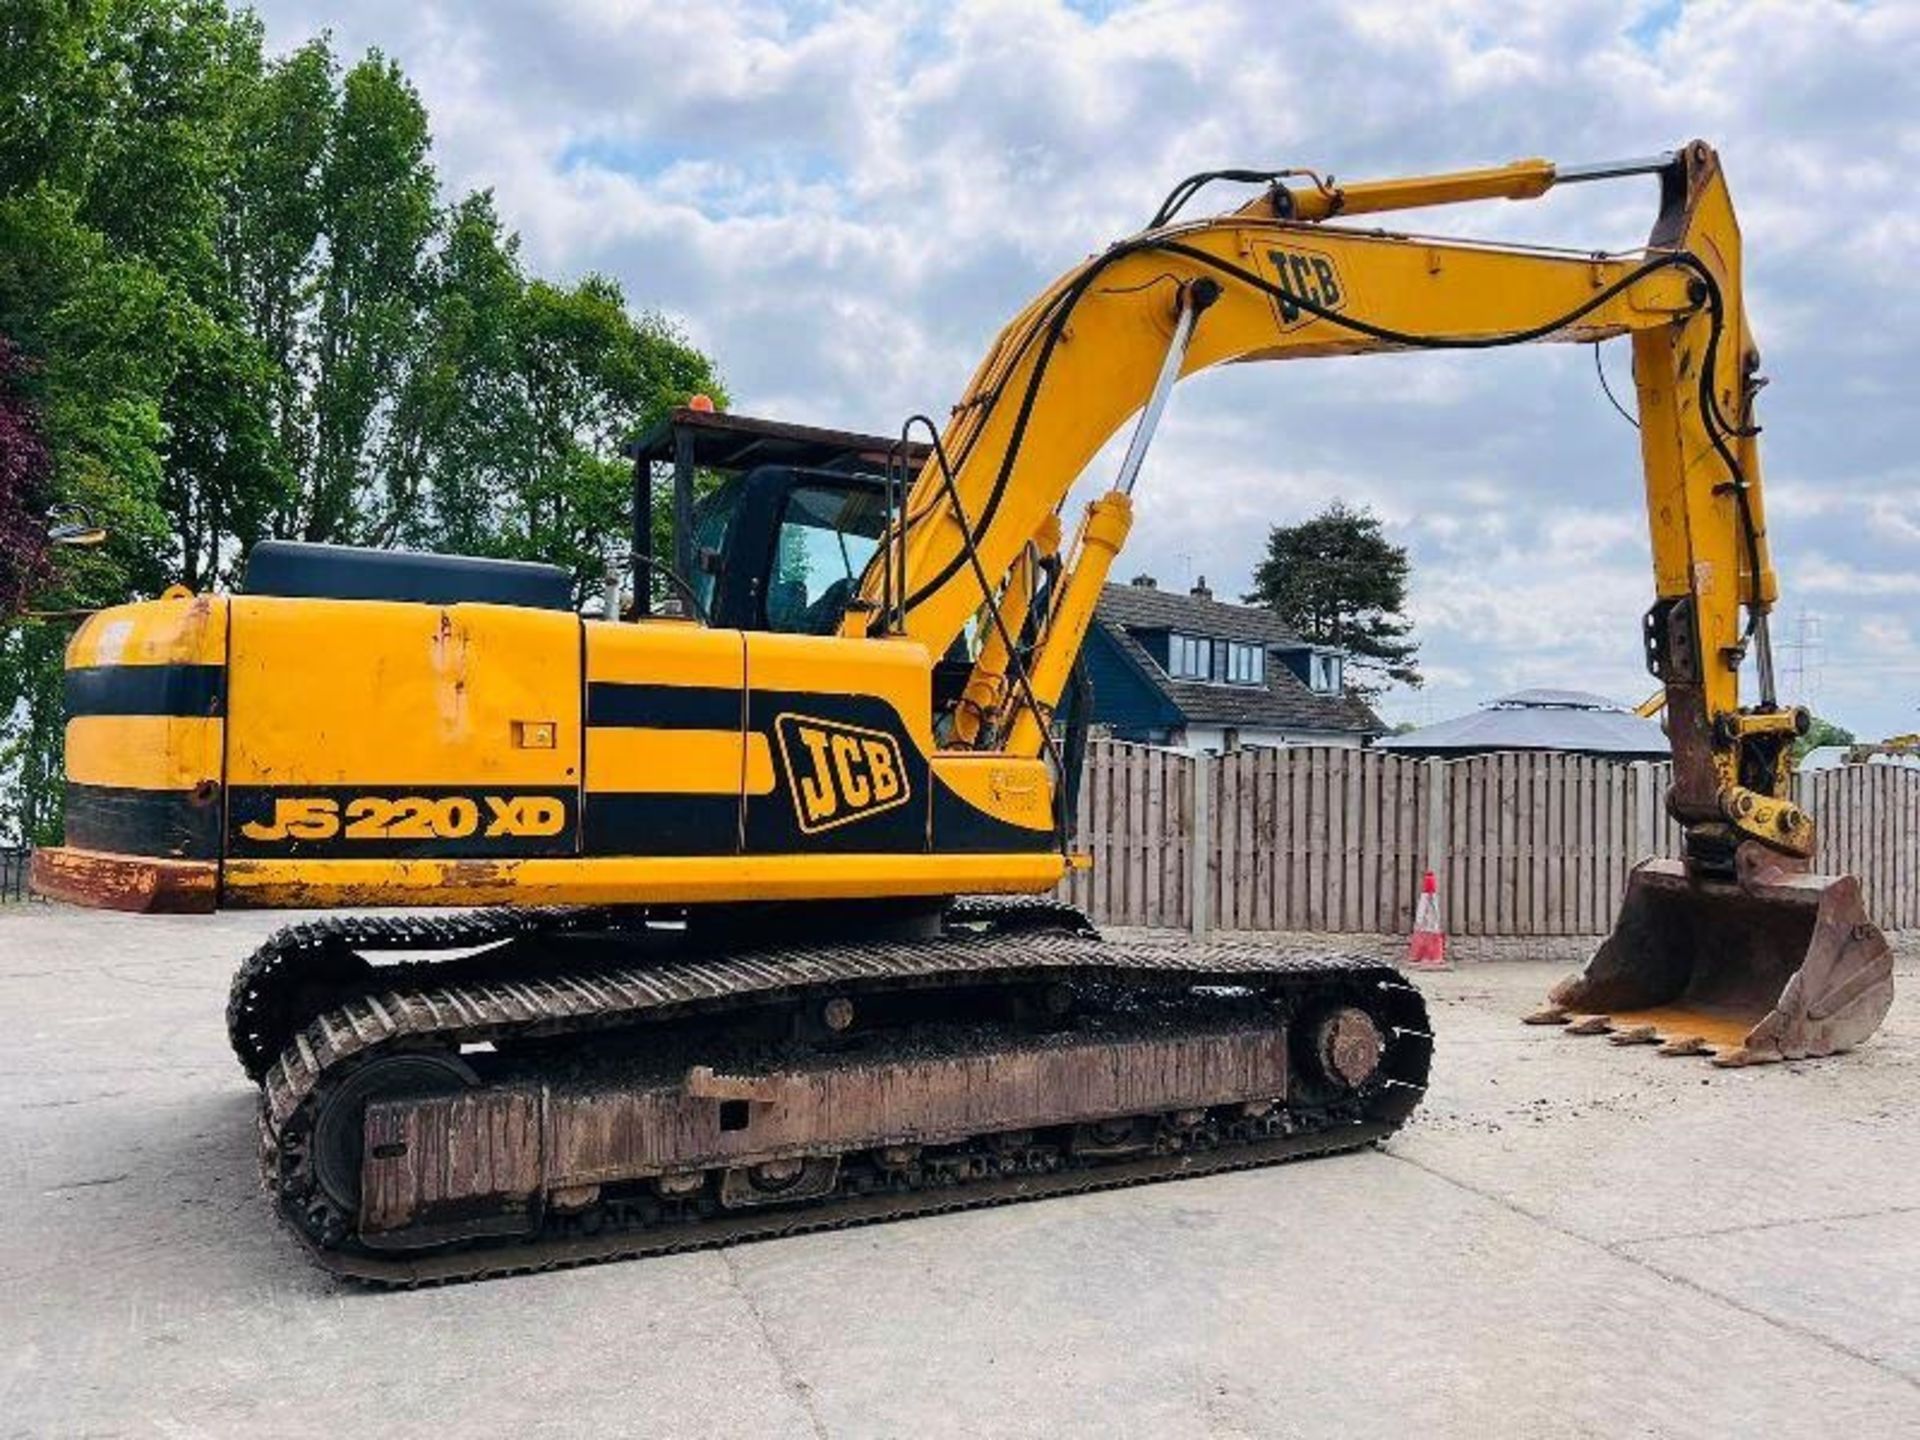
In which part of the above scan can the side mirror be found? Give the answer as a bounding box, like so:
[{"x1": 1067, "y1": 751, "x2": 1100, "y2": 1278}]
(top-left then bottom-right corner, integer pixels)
[{"x1": 47, "y1": 506, "x2": 106, "y2": 548}]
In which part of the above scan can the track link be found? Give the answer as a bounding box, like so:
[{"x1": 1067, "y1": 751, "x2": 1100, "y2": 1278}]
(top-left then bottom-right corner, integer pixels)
[{"x1": 226, "y1": 906, "x2": 615, "y2": 1082}]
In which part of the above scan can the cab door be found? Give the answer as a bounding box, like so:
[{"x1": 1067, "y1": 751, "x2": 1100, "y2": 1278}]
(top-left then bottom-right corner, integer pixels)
[
  {"x1": 581, "y1": 620, "x2": 749, "y2": 856},
  {"x1": 729, "y1": 476, "x2": 933, "y2": 854}
]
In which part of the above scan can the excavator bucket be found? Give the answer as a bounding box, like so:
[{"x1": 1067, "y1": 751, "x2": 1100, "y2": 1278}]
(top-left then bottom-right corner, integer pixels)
[{"x1": 1527, "y1": 858, "x2": 1894, "y2": 1066}]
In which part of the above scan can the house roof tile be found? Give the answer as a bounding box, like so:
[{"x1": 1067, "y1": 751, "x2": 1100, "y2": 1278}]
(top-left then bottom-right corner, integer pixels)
[
  {"x1": 1098, "y1": 580, "x2": 1308, "y2": 646},
  {"x1": 1094, "y1": 583, "x2": 1383, "y2": 735}
]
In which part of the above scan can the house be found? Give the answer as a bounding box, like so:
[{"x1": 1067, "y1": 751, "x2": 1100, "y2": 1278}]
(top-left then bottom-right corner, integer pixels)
[
  {"x1": 1797, "y1": 745, "x2": 1920, "y2": 774},
  {"x1": 1374, "y1": 688, "x2": 1668, "y2": 759},
  {"x1": 1081, "y1": 576, "x2": 1383, "y2": 751}
]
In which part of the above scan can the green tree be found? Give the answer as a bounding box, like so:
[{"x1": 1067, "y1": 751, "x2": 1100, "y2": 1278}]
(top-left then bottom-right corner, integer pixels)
[
  {"x1": 390, "y1": 216, "x2": 726, "y2": 600},
  {"x1": 1794, "y1": 715, "x2": 1856, "y2": 759},
  {"x1": 160, "y1": 313, "x2": 284, "y2": 588},
  {"x1": 299, "y1": 53, "x2": 435, "y2": 543},
  {"x1": 224, "y1": 39, "x2": 331, "y2": 508},
  {"x1": 79, "y1": 0, "x2": 261, "y2": 283},
  {"x1": 0, "y1": 1, "x2": 112, "y2": 199},
  {"x1": 0, "y1": 206, "x2": 179, "y2": 621},
  {"x1": 1247, "y1": 501, "x2": 1422, "y2": 701},
  {"x1": 2, "y1": 0, "x2": 276, "y2": 602},
  {"x1": 0, "y1": 1, "x2": 252, "y2": 845},
  {"x1": 511, "y1": 275, "x2": 723, "y2": 600},
  {"x1": 388, "y1": 190, "x2": 529, "y2": 553}
]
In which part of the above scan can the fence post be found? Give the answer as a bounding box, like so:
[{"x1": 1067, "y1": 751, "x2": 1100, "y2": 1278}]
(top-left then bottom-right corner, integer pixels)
[
  {"x1": 1635, "y1": 762, "x2": 1659, "y2": 860},
  {"x1": 1423, "y1": 756, "x2": 1447, "y2": 891},
  {"x1": 1190, "y1": 755, "x2": 1212, "y2": 938}
]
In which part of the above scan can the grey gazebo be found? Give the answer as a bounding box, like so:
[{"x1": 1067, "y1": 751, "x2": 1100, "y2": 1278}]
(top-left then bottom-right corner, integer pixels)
[{"x1": 1375, "y1": 688, "x2": 1668, "y2": 759}]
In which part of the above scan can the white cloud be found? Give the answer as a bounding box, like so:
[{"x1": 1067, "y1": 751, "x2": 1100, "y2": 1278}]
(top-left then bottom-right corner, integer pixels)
[
  {"x1": 1798, "y1": 558, "x2": 1920, "y2": 597},
  {"x1": 249, "y1": 0, "x2": 1920, "y2": 736}
]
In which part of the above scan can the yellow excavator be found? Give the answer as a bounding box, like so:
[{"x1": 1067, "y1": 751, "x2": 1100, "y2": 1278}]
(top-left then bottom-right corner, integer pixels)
[
  {"x1": 1845, "y1": 734, "x2": 1920, "y2": 764},
  {"x1": 34, "y1": 140, "x2": 1891, "y2": 1282}
]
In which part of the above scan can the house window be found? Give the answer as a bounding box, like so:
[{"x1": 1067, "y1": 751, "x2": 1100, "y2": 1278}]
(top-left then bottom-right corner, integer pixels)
[
  {"x1": 1168, "y1": 633, "x2": 1210, "y2": 679},
  {"x1": 1310, "y1": 652, "x2": 1343, "y2": 694},
  {"x1": 1225, "y1": 642, "x2": 1264, "y2": 686}
]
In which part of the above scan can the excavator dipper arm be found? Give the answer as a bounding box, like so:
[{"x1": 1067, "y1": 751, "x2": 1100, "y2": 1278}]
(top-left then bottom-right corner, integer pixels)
[
  {"x1": 858, "y1": 142, "x2": 1789, "y2": 860},
  {"x1": 854, "y1": 140, "x2": 1889, "y2": 1065}
]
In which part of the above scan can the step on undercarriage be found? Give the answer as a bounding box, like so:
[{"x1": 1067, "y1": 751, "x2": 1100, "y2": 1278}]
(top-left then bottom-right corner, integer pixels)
[{"x1": 232, "y1": 901, "x2": 1432, "y2": 1286}]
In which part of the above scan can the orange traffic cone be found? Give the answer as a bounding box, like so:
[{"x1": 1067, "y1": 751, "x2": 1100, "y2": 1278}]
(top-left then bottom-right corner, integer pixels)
[{"x1": 1407, "y1": 870, "x2": 1450, "y2": 970}]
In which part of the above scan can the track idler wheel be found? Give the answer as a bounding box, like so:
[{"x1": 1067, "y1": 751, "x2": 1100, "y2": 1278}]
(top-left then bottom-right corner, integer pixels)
[
  {"x1": 1315, "y1": 1008, "x2": 1385, "y2": 1088},
  {"x1": 1285, "y1": 1002, "x2": 1388, "y2": 1106},
  {"x1": 310, "y1": 1052, "x2": 479, "y2": 1216},
  {"x1": 1527, "y1": 855, "x2": 1895, "y2": 1065}
]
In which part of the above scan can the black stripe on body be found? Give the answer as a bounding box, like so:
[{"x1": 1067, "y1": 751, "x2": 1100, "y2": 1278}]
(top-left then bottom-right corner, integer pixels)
[
  {"x1": 64, "y1": 782, "x2": 222, "y2": 858},
  {"x1": 931, "y1": 779, "x2": 1058, "y2": 854},
  {"x1": 582, "y1": 794, "x2": 740, "y2": 856},
  {"x1": 586, "y1": 683, "x2": 742, "y2": 730},
  {"x1": 65, "y1": 664, "x2": 225, "y2": 718},
  {"x1": 582, "y1": 683, "x2": 1058, "y2": 857}
]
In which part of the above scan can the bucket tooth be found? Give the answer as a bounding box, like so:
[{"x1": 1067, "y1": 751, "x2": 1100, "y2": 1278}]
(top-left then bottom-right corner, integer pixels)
[
  {"x1": 1530, "y1": 856, "x2": 1895, "y2": 1065},
  {"x1": 1607, "y1": 1025, "x2": 1660, "y2": 1046},
  {"x1": 1655, "y1": 1035, "x2": 1710, "y2": 1057}
]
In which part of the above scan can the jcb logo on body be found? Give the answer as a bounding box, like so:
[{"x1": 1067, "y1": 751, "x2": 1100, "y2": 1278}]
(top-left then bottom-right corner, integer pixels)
[
  {"x1": 774, "y1": 714, "x2": 911, "y2": 834},
  {"x1": 1265, "y1": 245, "x2": 1345, "y2": 329},
  {"x1": 238, "y1": 793, "x2": 568, "y2": 843}
]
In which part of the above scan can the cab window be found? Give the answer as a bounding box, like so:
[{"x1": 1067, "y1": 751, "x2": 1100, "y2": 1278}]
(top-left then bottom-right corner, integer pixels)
[
  {"x1": 767, "y1": 484, "x2": 887, "y2": 634},
  {"x1": 687, "y1": 478, "x2": 743, "y2": 620}
]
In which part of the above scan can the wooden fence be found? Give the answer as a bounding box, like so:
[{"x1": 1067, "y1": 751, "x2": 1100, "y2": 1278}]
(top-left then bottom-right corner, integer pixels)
[
  {"x1": 1057, "y1": 740, "x2": 1920, "y2": 935},
  {"x1": 1799, "y1": 764, "x2": 1920, "y2": 932}
]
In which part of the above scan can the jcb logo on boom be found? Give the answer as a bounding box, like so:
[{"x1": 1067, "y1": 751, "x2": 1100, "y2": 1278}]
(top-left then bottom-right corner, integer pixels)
[
  {"x1": 775, "y1": 714, "x2": 911, "y2": 834},
  {"x1": 1265, "y1": 245, "x2": 1345, "y2": 329}
]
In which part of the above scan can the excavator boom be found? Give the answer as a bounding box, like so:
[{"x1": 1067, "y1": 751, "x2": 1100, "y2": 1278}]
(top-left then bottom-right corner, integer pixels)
[{"x1": 844, "y1": 139, "x2": 1889, "y2": 1066}]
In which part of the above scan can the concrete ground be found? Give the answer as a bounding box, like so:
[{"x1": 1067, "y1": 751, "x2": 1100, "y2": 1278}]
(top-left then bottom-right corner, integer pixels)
[{"x1": 1, "y1": 906, "x2": 1916, "y2": 1440}]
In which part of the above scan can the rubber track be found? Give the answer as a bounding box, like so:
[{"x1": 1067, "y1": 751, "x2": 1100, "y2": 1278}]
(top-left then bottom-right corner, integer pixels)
[
  {"x1": 254, "y1": 905, "x2": 1431, "y2": 1285},
  {"x1": 263, "y1": 935, "x2": 1425, "y2": 1126},
  {"x1": 229, "y1": 897, "x2": 1095, "y2": 1083},
  {"x1": 303, "y1": 1121, "x2": 1399, "y2": 1288}
]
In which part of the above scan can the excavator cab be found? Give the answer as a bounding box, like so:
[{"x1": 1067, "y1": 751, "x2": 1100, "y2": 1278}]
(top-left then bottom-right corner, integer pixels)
[{"x1": 625, "y1": 406, "x2": 924, "y2": 630}]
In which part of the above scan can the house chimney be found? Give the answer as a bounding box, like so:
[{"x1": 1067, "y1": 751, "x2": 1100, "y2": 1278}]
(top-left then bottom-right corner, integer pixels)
[
  {"x1": 1130, "y1": 574, "x2": 1157, "y2": 589},
  {"x1": 1190, "y1": 575, "x2": 1212, "y2": 601}
]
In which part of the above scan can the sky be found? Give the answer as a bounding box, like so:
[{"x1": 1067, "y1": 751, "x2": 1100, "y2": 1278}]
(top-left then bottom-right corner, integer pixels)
[{"x1": 253, "y1": 0, "x2": 1920, "y2": 736}]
